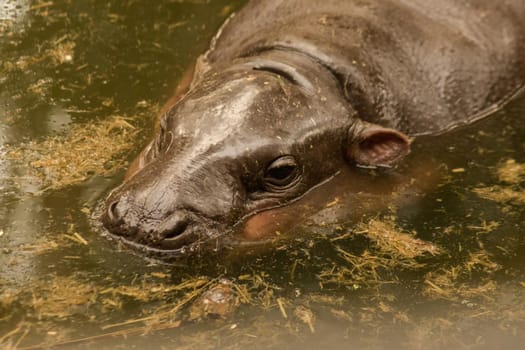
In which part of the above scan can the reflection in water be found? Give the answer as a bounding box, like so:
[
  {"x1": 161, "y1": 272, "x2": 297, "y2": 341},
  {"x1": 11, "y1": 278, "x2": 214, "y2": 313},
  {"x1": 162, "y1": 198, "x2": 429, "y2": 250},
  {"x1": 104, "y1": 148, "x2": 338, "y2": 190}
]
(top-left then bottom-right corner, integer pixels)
[
  {"x1": 1, "y1": 0, "x2": 39, "y2": 265},
  {"x1": 0, "y1": 107, "x2": 71, "y2": 290},
  {"x1": 0, "y1": 1, "x2": 524, "y2": 349}
]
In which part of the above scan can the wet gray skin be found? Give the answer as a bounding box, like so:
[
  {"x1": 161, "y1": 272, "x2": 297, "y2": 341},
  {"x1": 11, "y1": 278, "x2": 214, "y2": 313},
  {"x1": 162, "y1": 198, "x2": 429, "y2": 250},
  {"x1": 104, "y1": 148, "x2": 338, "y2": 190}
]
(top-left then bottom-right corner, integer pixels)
[{"x1": 102, "y1": 0, "x2": 525, "y2": 255}]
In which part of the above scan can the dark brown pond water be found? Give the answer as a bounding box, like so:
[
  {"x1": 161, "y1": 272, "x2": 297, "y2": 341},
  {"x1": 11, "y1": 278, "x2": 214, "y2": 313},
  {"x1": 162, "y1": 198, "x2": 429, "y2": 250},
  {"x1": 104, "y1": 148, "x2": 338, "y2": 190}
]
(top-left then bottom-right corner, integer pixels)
[{"x1": 1, "y1": 1, "x2": 524, "y2": 349}]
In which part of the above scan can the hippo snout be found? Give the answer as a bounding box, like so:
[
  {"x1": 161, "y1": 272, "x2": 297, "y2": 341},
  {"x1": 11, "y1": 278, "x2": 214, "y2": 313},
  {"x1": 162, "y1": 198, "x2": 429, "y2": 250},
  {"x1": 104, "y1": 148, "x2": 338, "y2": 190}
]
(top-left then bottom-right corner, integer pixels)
[{"x1": 102, "y1": 197, "x2": 207, "y2": 252}]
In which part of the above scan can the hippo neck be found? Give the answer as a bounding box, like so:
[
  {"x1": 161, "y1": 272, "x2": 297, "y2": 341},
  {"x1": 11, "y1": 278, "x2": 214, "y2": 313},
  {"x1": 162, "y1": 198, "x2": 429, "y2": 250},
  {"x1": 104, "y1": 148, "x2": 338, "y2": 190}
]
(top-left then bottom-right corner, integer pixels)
[
  {"x1": 237, "y1": 43, "x2": 405, "y2": 132},
  {"x1": 207, "y1": 37, "x2": 429, "y2": 135},
  {"x1": 236, "y1": 48, "x2": 347, "y2": 101}
]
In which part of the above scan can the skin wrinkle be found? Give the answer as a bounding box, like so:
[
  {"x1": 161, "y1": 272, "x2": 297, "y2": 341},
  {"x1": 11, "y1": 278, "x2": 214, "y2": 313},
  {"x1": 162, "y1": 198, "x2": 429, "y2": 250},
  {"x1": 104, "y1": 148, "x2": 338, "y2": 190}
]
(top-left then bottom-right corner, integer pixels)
[{"x1": 150, "y1": 191, "x2": 169, "y2": 218}]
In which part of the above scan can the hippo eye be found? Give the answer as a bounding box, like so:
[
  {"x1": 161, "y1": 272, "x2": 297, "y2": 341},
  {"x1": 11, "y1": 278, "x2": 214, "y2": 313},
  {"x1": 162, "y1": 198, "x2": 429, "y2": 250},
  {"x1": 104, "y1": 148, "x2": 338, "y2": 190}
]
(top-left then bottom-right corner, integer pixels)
[{"x1": 263, "y1": 156, "x2": 301, "y2": 189}]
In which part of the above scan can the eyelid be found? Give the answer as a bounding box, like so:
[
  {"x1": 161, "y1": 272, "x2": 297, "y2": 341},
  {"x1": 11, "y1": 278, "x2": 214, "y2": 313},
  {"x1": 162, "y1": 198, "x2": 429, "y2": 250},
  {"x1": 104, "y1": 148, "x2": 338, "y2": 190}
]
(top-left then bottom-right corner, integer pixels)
[
  {"x1": 266, "y1": 155, "x2": 297, "y2": 169},
  {"x1": 262, "y1": 156, "x2": 301, "y2": 190}
]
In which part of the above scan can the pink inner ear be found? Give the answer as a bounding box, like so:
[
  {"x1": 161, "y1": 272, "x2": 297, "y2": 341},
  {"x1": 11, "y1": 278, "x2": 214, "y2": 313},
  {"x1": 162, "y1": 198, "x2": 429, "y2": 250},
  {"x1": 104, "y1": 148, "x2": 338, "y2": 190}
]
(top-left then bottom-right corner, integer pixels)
[{"x1": 353, "y1": 130, "x2": 410, "y2": 167}]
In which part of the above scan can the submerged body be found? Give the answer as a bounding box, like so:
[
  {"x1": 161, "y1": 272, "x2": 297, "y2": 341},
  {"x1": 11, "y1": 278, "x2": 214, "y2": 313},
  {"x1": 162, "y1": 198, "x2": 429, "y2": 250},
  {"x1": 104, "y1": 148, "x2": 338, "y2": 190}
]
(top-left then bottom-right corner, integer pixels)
[{"x1": 102, "y1": 0, "x2": 525, "y2": 256}]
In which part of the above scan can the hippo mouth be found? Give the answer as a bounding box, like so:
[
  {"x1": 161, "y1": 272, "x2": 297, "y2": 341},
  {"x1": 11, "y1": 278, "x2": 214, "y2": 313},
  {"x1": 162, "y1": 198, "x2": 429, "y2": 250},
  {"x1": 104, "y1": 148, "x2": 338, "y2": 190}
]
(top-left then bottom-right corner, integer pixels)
[
  {"x1": 103, "y1": 230, "x2": 223, "y2": 258},
  {"x1": 100, "y1": 223, "x2": 233, "y2": 260},
  {"x1": 98, "y1": 217, "x2": 276, "y2": 261}
]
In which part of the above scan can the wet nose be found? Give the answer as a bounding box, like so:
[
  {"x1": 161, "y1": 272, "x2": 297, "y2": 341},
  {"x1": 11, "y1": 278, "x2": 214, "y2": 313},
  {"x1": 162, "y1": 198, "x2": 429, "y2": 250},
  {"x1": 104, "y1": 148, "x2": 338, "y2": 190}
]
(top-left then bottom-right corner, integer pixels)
[
  {"x1": 103, "y1": 198, "x2": 198, "y2": 250},
  {"x1": 103, "y1": 198, "x2": 137, "y2": 236},
  {"x1": 105, "y1": 199, "x2": 192, "y2": 239},
  {"x1": 157, "y1": 211, "x2": 192, "y2": 240},
  {"x1": 106, "y1": 200, "x2": 122, "y2": 224}
]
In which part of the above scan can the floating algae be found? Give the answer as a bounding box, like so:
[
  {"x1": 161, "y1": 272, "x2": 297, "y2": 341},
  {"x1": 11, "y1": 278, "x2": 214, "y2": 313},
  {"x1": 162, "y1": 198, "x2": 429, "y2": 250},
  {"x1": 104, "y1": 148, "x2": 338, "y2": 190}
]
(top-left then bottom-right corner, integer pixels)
[
  {"x1": 100, "y1": 277, "x2": 210, "y2": 304},
  {"x1": 0, "y1": 288, "x2": 19, "y2": 313},
  {"x1": 3, "y1": 275, "x2": 220, "y2": 348},
  {"x1": 473, "y1": 186, "x2": 525, "y2": 205},
  {"x1": 294, "y1": 305, "x2": 316, "y2": 333},
  {"x1": 0, "y1": 322, "x2": 31, "y2": 350},
  {"x1": 318, "y1": 217, "x2": 443, "y2": 289},
  {"x1": 496, "y1": 159, "x2": 525, "y2": 184},
  {"x1": 236, "y1": 272, "x2": 282, "y2": 309},
  {"x1": 423, "y1": 250, "x2": 501, "y2": 302},
  {"x1": 355, "y1": 218, "x2": 442, "y2": 260},
  {"x1": 18, "y1": 238, "x2": 62, "y2": 255},
  {"x1": 473, "y1": 158, "x2": 525, "y2": 205},
  {"x1": 7, "y1": 116, "x2": 138, "y2": 190}
]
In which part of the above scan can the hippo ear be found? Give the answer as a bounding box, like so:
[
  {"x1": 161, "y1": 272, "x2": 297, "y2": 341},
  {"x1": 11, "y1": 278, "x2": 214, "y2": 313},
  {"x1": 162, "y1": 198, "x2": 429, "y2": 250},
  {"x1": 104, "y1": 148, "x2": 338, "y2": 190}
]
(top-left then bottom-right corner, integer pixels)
[{"x1": 346, "y1": 121, "x2": 411, "y2": 168}]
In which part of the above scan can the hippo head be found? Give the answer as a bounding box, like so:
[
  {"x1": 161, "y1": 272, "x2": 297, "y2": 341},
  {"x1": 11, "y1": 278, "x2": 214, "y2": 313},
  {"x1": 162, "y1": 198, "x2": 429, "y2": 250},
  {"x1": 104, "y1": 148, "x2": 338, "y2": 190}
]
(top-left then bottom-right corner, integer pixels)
[{"x1": 101, "y1": 50, "x2": 410, "y2": 256}]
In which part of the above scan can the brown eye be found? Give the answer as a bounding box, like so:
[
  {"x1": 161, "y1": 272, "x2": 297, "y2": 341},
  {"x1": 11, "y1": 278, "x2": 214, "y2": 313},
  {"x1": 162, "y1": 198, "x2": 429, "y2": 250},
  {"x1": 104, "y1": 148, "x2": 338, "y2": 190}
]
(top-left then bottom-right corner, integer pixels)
[{"x1": 264, "y1": 156, "x2": 300, "y2": 189}]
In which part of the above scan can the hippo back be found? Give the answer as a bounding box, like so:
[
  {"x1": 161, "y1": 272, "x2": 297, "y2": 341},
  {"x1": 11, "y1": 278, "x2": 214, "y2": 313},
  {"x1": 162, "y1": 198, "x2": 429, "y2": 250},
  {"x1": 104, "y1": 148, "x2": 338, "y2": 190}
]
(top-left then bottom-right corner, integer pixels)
[{"x1": 204, "y1": 0, "x2": 525, "y2": 136}]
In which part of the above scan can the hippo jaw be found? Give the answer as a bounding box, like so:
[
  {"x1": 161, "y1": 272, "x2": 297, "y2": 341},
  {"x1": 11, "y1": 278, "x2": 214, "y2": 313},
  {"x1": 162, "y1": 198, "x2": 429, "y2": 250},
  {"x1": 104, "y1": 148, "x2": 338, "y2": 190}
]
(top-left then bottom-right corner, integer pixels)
[{"x1": 101, "y1": 51, "x2": 411, "y2": 256}]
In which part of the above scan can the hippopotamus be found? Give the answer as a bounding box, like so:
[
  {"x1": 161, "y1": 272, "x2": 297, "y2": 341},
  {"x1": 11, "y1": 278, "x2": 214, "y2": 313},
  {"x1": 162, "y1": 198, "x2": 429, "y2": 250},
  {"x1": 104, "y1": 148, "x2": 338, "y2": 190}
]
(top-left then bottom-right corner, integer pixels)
[{"x1": 101, "y1": 0, "x2": 525, "y2": 256}]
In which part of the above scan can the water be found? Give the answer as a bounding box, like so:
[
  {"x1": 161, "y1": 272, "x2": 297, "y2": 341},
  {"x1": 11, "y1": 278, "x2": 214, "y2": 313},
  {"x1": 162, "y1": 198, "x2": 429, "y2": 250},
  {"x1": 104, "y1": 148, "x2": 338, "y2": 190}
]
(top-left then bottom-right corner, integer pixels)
[{"x1": 1, "y1": 1, "x2": 524, "y2": 349}]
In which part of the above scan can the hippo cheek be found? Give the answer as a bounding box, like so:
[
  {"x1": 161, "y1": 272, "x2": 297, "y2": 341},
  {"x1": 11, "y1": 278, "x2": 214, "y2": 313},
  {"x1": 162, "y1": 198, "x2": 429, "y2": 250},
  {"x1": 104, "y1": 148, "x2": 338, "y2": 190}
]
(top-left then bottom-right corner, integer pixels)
[{"x1": 241, "y1": 208, "x2": 298, "y2": 240}]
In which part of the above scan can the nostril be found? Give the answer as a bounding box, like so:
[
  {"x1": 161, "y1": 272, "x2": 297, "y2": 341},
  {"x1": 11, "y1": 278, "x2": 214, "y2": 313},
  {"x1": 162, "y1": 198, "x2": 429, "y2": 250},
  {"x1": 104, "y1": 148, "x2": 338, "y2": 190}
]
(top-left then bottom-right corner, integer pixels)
[
  {"x1": 164, "y1": 220, "x2": 189, "y2": 239},
  {"x1": 107, "y1": 200, "x2": 120, "y2": 223},
  {"x1": 157, "y1": 212, "x2": 191, "y2": 240}
]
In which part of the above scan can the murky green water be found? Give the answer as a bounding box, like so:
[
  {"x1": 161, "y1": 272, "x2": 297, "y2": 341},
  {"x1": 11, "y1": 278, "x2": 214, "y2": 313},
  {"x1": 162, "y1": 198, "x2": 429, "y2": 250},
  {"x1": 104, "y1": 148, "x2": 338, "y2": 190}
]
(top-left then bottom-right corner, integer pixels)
[{"x1": 1, "y1": 1, "x2": 524, "y2": 349}]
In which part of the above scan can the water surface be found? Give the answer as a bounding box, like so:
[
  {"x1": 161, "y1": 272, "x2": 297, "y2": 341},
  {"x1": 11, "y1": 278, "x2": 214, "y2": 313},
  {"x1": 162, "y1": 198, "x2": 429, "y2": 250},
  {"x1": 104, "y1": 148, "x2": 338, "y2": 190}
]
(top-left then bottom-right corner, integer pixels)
[{"x1": 1, "y1": 1, "x2": 524, "y2": 349}]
